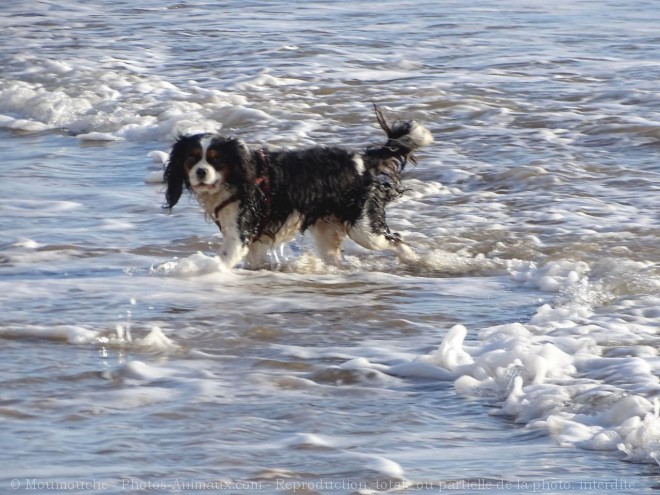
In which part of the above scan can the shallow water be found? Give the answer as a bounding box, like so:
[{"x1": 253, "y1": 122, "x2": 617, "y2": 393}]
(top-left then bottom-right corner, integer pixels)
[{"x1": 1, "y1": 1, "x2": 659, "y2": 494}]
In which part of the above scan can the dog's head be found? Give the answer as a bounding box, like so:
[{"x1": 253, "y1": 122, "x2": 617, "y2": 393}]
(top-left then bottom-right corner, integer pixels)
[{"x1": 164, "y1": 133, "x2": 255, "y2": 209}]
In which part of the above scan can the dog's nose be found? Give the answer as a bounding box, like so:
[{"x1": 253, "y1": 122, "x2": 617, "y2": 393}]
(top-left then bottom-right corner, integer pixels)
[{"x1": 196, "y1": 168, "x2": 207, "y2": 180}]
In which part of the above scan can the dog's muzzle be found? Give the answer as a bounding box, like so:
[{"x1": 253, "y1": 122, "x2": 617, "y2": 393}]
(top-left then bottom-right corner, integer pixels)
[{"x1": 190, "y1": 164, "x2": 220, "y2": 189}]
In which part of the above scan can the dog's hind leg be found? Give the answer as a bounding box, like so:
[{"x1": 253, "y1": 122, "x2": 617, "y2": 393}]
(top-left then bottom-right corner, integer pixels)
[
  {"x1": 346, "y1": 193, "x2": 418, "y2": 263},
  {"x1": 347, "y1": 221, "x2": 418, "y2": 263},
  {"x1": 310, "y1": 218, "x2": 346, "y2": 266},
  {"x1": 245, "y1": 241, "x2": 273, "y2": 269}
]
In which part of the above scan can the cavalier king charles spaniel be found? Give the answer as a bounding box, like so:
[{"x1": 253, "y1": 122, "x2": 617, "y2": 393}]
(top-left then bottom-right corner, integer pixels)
[{"x1": 164, "y1": 105, "x2": 432, "y2": 269}]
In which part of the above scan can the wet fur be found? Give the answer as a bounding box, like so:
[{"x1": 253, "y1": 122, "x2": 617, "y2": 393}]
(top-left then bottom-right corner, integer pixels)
[{"x1": 164, "y1": 106, "x2": 432, "y2": 269}]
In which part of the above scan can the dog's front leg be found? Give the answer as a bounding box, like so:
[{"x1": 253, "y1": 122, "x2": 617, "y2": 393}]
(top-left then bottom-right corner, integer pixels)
[
  {"x1": 219, "y1": 231, "x2": 249, "y2": 269},
  {"x1": 214, "y1": 201, "x2": 249, "y2": 269}
]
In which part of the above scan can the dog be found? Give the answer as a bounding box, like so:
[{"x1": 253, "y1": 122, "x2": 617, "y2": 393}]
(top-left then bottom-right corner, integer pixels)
[{"x1": 163, "y1": 105, "x2": 432, "y2": 269}]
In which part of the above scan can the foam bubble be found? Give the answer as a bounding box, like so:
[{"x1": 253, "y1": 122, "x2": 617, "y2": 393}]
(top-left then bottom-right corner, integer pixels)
[
  {"x1": 350, "y1": 453, "x2": 406, "y2": 479},
  {"x1": 77, "y1": 132, "x2": 122, "y2": 142},
  {"x1": 150, "y1": 252, "x2": 233, "y2": 277},
  {"x1": 147, "y1": 150, "x2": 169, "y2": 164},
  {"x1": 144, "y1": 170, "x2": 164, "y2": 184},
  {"x1": 11, "y1": 239, "x2": 40, "y2": 249},
  {"x1": 133, "y1": 327, "x2": 178, "y2": 352}
]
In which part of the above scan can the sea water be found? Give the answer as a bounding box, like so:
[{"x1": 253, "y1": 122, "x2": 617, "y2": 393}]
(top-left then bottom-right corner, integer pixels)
[{"x1": 0, "y1": 1, "x2": 658, "y2": 494}]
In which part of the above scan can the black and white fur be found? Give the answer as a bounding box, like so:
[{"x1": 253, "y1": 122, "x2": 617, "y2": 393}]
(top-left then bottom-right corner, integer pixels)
[{"x1": 163, "y1": 106, "x2": 432, "y2": 269}]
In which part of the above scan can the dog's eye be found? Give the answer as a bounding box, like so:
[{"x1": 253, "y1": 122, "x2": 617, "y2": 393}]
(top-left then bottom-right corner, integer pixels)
[
  {"x1": 206, "y1": 149, "x2": 220, "y2": 163},
  {"x1": 184, "y1": 155, "x2": 200, "y2": 168}
]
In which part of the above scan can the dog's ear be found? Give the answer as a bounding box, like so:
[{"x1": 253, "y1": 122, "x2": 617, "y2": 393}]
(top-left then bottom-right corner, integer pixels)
[
  {"x1": 163, "y1": 135, "x2": 194, "y2": 209},
  {"x1": 216, "y1": 137, "x2": 257, "y2": 187},
  {"x1": 373, "y1": 103, "x2": 393, "y2": 137}
]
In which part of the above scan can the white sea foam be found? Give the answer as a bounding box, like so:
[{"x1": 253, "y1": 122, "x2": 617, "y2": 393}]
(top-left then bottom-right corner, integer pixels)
[
  {"x1": 147, "y1": 150, "x2": 169, "y2": 164},
  {"x1": 0, "y1": 325, "x2": 178, "y2": 352},
  {"x1": 149, "y1": 252, "x2": 232, "y2": 277},
  {"x1": 143, "y1": 170, "x2": 164, "y2": 184},
  {"x1": 0, "y1": 60, "x2": 260, "y2": 140},
  {"x1": 361, "y1": 267, "x2": 660, "y2": 464}
]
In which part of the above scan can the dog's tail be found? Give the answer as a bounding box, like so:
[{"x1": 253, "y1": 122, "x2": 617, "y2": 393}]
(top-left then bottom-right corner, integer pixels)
[
  {"x1": 374, "y1": 104, "x2": 433, "y2": 160},
  {"x1": 365, "y1": 104, "x2": 433, "y2": 182}
]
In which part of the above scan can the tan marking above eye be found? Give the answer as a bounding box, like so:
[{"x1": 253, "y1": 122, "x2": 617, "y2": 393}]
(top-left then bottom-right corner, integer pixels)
[{"x1": 206, "y1": 149, "x2": 219, "y2": 161}]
